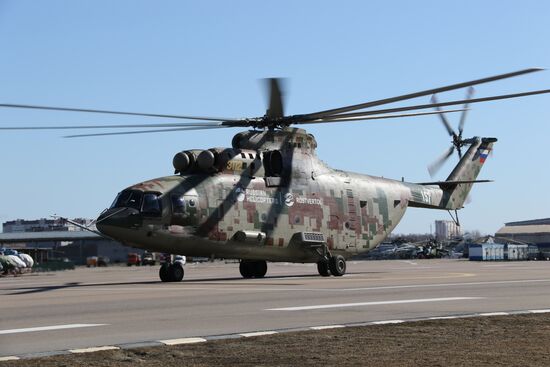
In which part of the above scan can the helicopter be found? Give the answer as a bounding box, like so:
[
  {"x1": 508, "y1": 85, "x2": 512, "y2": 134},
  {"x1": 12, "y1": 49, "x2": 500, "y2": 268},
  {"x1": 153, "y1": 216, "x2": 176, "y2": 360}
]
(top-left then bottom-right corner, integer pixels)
[{"x1": 1, "y1": 68, "x2": 549, "y2": 282}]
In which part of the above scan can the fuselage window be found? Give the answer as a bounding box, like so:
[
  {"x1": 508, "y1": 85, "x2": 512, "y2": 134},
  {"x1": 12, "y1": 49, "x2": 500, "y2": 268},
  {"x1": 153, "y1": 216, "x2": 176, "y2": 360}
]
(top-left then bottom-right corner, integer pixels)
[
  {"x1": 171, "y1": 195, "x2": 186, "y2": 214},
  {"x1": 141, "y1": 193, "x2": 162, "y2": 216}
]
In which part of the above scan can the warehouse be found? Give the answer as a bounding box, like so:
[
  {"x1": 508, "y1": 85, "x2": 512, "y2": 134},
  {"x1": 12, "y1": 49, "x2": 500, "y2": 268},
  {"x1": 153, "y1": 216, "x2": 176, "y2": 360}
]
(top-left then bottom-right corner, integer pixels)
[{"x1": 495, "y1": 218, "x2": 550, "y2": 256}]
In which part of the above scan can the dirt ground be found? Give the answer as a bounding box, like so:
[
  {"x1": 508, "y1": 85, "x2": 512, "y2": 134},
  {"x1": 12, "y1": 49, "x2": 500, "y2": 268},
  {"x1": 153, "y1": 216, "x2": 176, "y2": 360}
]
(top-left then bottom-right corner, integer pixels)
[{"x1": 5, "y1": 314, "x2": 550, "y2": 367}]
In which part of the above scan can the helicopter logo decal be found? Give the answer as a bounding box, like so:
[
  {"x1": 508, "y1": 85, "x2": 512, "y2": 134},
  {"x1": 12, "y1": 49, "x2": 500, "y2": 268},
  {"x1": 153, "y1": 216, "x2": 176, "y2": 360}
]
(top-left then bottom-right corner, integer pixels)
[{"x1": 284, "y1": 193, "x2": 295, "y2": 207}]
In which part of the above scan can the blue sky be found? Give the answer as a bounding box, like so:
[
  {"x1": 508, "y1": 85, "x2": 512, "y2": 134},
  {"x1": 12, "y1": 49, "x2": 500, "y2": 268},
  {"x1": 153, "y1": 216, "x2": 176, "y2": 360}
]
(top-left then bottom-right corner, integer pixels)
[{"x1": 0, "y1": 1, "x2": 549, "y2": 234}]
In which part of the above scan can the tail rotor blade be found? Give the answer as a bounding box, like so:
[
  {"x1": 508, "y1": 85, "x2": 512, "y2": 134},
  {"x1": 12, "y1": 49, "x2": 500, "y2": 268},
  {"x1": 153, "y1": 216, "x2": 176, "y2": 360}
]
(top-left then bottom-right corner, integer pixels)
[
  {"x1": 458, "y1": 87, "x2": 475, "y2": 136},
  {"x1": 428, "y1": 146, "x2": 455, "y2": 177},
  {"x1": 431, "y1": 94, "x2": 456, "y2": 137}
]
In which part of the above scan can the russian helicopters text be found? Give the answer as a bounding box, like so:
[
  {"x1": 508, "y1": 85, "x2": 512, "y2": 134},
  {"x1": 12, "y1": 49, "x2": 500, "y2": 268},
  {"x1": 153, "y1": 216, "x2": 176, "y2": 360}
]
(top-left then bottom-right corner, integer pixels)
[{"x1": 2, "y1": 68, "x2": 549, "y2": 281}]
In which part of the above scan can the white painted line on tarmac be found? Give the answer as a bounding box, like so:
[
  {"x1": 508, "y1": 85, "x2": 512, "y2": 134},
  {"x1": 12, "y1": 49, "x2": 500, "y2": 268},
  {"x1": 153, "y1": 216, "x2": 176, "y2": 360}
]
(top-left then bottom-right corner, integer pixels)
[
  {"x1": 371, "y1": 320, "x2": 404, "y2": 325},
  {"x1": 159, "y1": 337, "x2": 207, "y2": 345},
  {"x1": 240, "y1": 331, "x2": 278, "y2": 337},
  {"x1": 266, "y1": 297, "x2": 482, "y2": 311},
  {"x1": 478, "y1": 312, "x2": 509, "y2": 317},
  {"x1": 69, "y1": 346, "x2": 119, "y2": 353},
  {"x1": 428, "y1": 316, "x2": 460, "y2": 320},
  {"x1": 529, "y1": 309, "x2": 550, "y2": 314},
  {"x1": 0, "y1": 323, "x2": 107, "y2": 335},
  {"x1": 338, "y1": 278, "x2": 550, "y2": 292},
  {"x1": 310, "y1": 325, "x2": 345, "y2": 330},
  {"x1": 0, "y1": 356, "x2": 20, "y2": 361}
]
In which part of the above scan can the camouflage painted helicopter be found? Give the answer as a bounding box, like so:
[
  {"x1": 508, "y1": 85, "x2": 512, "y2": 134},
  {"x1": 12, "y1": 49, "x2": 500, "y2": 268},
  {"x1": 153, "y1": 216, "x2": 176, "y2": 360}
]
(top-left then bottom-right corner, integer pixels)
[{"x1": 1, "y1": 68, "x2": 549, "y2": 281}]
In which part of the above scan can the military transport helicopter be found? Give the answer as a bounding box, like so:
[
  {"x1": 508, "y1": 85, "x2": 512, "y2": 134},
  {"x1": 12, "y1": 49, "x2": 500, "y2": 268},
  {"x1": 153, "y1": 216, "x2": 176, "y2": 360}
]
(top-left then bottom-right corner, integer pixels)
[{"x1": 1, "y1": 68, "x2": 549, "y2": 281}]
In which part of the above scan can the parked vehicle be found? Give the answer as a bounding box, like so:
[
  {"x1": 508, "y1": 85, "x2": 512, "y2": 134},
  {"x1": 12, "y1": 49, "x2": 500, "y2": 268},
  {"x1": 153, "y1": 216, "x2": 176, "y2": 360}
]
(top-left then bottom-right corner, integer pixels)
[
  {"x1": 174, "y1": 255, "x2": 186, "y2": 266},
  {"x1": 97, "y1": 256, "x2": 110, "y2": 267},
  {"x1": 127, "y1": 253, "x2": 141, "y2": 266},
  {"x1": 86, "y1": 256, "x2": 98, "y2": 267},
  {"x1": 141, "y1": 252, "x2": 155, "y2": 266}
]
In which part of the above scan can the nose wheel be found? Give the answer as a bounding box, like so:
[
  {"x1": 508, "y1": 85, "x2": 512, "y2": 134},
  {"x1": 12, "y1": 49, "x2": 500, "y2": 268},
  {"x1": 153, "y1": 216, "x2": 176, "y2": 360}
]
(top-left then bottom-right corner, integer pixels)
[
  {"x1": 239, "y1": 260, "x2": 268, "y2": 278},
  {"x1": 159, "y1": 262, "x2": 184, "y2": 282}
]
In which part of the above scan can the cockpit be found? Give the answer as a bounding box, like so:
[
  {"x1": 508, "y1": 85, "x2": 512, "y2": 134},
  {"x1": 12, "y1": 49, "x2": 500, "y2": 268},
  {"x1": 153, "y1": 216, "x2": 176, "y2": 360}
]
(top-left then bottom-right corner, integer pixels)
[{"x1": 110, "y1": 189, "x2": 162, "y2": 216}]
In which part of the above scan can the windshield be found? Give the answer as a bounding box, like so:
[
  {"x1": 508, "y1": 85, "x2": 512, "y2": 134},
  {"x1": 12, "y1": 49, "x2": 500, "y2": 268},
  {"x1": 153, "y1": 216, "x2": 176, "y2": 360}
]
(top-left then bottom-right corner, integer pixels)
[
  {"x1": 110, "y1": 190, "x2": 162, "y2": 216},
  {"x1": 110, "y1": 190, "x2": 143, "y2": 210}
]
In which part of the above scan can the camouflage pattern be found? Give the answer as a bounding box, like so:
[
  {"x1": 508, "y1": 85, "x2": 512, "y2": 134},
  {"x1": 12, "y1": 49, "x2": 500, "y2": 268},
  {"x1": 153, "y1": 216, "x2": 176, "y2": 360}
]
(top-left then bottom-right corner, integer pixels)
[{"x1": 96, "y1": 128, "x2": 495, "y2": 263}]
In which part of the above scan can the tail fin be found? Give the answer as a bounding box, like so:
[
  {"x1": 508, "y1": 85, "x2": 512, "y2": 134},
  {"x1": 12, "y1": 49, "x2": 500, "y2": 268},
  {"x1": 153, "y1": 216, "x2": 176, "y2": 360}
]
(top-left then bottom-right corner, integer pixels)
[{"x1": 441, "y1": 137, "x2": 496, "y2": 209}]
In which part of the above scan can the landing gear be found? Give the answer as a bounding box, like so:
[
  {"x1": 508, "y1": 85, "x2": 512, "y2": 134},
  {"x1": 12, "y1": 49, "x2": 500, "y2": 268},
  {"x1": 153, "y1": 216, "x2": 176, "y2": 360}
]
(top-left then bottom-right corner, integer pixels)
[
  {"x1": 159, "y1": 262, "x2": 185, "y2": 282},
  {"x1": 328, "y1": 255, "x2": 346, "y2": 276},
  {"x1": 317, "y1": 254, "x2": 346, "y2": 277},
  {"x1": 239, "y1": 260, "x2": 267, "y2": 278},
  {"x1": 317, "y1": 260, "x2": 331, "y2": 276},
  {"x1": 314, "y1": 243, "x2": 346, "y2": 277}
]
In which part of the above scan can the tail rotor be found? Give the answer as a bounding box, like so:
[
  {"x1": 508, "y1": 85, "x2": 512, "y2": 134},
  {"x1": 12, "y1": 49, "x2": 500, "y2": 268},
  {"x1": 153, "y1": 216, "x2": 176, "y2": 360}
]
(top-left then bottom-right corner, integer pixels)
[{"x1": 428, "y1": 87, "x2": 476, "y2": 177}]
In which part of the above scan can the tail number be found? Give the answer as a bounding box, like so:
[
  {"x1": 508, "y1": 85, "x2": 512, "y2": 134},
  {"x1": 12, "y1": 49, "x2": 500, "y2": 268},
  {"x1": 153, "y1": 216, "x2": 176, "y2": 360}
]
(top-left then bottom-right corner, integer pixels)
[{"x1": 421, "y1": 190, "x2": 432, "y2": 204}]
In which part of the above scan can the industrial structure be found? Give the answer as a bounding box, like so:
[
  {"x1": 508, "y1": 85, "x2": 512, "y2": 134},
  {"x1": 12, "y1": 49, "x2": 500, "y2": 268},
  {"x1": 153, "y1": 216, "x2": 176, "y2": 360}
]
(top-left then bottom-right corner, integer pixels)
[
  {"x1": 495, "y1": 218, "x2": 550, "y2": 251},
  {"x1": 435, "y1": 220, "x2": 462, "y2": 241},
  {"x1": 1, "y1": 218, "x2": 142, "y2": 264}
]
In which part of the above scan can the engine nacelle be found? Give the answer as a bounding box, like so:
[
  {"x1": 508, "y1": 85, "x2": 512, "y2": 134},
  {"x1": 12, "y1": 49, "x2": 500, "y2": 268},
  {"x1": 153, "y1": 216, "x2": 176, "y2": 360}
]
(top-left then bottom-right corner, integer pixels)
[{"x1": 172, "y1": 150, "x2": 200, "y2": 174}]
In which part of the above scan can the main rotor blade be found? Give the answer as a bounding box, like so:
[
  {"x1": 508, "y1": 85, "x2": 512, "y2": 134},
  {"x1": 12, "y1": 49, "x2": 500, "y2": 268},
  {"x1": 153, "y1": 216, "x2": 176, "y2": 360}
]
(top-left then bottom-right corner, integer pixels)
[
  {"x1": 458, "y1": 86, "x2": 475, "y2": 136},
  {"x1": 264, "y1": 78, "x2": 285, "y2": 119},
  {"x1": 63, "y1": 125, "x2": 232, "y2": 138},
  {"x1": 0, "y1": 122, "x2": 225, "y2": 130},
  {"x1": 302, "y1": 68, "x2": 544, "y2": 119},
  {"x1": 430, "y1": 94, "x2": 456, "y2": 137},
  {"x1": 428, "y1": 146, "x2": 455, "y2": 177},
  {"x1": 0, "y1": 103, "x2": 242, "y2": 122},
  {"x1": 308, "y1": 88, "x2": 550, "y2": 121},
  {"x1": 302, "y1": 109, "x2": 467, "y2": 124}
]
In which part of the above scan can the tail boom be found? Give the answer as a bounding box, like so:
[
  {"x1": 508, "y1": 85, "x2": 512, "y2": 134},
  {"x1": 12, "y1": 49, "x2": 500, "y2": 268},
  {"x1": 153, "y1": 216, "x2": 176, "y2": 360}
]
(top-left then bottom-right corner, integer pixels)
[{"x1": 407, "y1": 137, "x2": 496, "y2": 210}]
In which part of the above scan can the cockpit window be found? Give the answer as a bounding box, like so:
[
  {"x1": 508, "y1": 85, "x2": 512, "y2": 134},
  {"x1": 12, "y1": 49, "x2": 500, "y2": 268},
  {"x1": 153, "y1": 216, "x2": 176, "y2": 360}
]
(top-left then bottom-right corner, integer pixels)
[
  {"x1": 171, "y1": 195, "x2": 185, "y2": 214},
  {"x1": 110, "y1": 190, "x2": 143, "y2": 210},
  {"x1": 142, "y1": 193, "x2": 162, "y2": 216}
]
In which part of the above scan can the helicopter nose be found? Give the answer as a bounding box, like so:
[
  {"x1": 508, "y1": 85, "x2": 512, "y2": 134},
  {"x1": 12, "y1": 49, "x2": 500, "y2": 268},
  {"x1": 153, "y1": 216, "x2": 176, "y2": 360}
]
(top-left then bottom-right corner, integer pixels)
[{"x1": 95, "y1": 207, "x2": 142, "y2": 237}]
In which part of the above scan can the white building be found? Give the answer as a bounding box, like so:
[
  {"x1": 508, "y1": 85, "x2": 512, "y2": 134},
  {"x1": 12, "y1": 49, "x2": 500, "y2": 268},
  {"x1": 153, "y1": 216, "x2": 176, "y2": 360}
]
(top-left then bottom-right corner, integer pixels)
[{"x1": 435, "y1": 220, "x2": 462, "y2": 240}]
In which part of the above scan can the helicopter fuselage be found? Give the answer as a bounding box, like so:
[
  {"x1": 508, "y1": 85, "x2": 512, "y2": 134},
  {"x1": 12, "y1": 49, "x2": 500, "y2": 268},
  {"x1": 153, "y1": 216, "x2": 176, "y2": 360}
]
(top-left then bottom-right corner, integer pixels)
[{"x1": 96, "y1": 127, "x2": 494, "y2": 265}]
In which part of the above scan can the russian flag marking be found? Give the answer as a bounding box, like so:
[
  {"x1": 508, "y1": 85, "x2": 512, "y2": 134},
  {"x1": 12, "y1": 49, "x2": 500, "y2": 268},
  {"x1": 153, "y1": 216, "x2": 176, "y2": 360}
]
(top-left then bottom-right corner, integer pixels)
[{"x1": 479, "y1": 149, "x2": 490, "y2": 163}]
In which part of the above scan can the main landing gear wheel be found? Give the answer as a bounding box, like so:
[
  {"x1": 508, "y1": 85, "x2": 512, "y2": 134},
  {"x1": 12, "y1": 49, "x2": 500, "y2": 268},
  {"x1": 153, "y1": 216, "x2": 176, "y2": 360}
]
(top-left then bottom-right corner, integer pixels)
[
  {"x1": 159, "y1": 262, "x2": 184, "y2": 282},
  {"x1": 328, "y1": 255, "x2": 346, "y2": 277},
  {"x1": 317, "y1": 260, "x2": 331, "y2": 276},
  {"x1": 239, "y1": 260, "x2": 267, "y2": 278}
]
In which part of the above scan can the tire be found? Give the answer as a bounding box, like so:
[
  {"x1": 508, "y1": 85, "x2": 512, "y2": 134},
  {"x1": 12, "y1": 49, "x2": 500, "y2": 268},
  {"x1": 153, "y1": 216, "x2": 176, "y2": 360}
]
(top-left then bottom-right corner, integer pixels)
[
  {"x1": 240, "y1": 260, "x2": 268, "y2": 278},
  {"x1": 169, "y1": 263, "x2": 184, "y2": 282},
  {"x1": 253, "y1": 260, "x2": 267, "y2": 278},
  {"x1": 317, "y1": 261, "x2": 331, "y2": 276},
  {"x1": 328, "y1": 255, "x2": 346, "y2": 276},
  {"x1": 159, "y1": 263, "x2": 171, "y2": 282},
  {"x1": 239, "y1": 261, "x2": 254, "y2": 278}
]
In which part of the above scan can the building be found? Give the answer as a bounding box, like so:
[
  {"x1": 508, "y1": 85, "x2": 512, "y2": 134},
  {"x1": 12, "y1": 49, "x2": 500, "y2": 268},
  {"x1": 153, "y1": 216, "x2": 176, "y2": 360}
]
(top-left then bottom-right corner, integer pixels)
[
  {"x1": 435, "y1": 220, "x2": 462, "y2": 241},
  {"x1": 1, "y1": 218, "x2": 144, "y2": 265},
  {"x1": 3, "y1": 218, "x2": 93, "y2": 233},
  {"x1": 495, "y1": 218, "x2": 550, "y2": 251}
]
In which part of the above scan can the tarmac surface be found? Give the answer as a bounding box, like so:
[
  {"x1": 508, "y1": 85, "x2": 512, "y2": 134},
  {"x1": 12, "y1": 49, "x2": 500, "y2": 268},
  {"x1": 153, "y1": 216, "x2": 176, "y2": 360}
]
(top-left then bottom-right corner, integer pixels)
[{"x1": 2, "y1": 259, "x2": 550, "y2": 358}]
